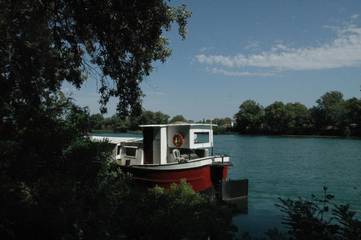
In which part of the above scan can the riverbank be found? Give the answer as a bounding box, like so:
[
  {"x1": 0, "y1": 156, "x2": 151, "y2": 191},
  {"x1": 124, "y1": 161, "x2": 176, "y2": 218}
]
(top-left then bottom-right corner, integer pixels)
[
  {"x1": 90, "y1": 128, "x2": 361, "y2": 140},
  {"x1": 235, "y1": 133, "x2": 361, "y2": 140}
]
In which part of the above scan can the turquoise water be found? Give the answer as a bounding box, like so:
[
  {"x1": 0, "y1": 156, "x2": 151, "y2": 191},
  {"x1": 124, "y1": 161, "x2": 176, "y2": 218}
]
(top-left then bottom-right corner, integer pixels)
[
  {"x1": 92, "y1": 132, "x2": 361, "y2": 233},
  {"x1": 214, "y1": 135, "x2": 361, "y2": 234}
]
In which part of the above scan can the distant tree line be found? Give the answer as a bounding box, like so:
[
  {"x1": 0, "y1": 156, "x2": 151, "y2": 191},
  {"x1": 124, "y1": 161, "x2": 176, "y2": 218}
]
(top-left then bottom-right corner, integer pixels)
[
  {"x1": 90, "y1": 90, "x2": 361, "y2": 137},
  {"x1": 234, "y1": 91, "x2": 361, "y2": 137},
  {"x1": 89, "y1": 111, "x2": 187, "y2": 132},
  {"x1": 89, "y1": 111, "x2": 233, "y2": 133}
]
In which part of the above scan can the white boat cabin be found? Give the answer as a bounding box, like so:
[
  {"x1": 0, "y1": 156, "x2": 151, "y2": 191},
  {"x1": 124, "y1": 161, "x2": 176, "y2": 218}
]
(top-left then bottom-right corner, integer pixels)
[{"x1": 91, "y1": 123, "x2": 227, "y2": 166}]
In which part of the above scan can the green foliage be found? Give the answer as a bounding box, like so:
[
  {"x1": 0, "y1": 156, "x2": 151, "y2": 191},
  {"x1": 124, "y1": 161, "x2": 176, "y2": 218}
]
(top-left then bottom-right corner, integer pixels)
[
  {"x1": 235, "y1": 100, "x2": 264, "y2": 133},
  {"x1": 2, "y1": 133, "x2": 238, "y2": 240},
  {"x1": 89, "y1": 110, "x2": 170, "y2": 132},
  {"x1": 285, "y1": 102, "x2": 312, "y2": 134},
  {"x1": 313, "y1": 91, "x2": 346, "y2": 131},
  {"x1": 213, "y1": 117, "x2": 233, "y2": 127},
  {"x1": 0, "y1": 1, "x2": 194, "y2": 239},
  {"x1": 0, "y1": 135, "x2": 117, "y2": 239},
  {"x1": 344, "y1": 97, "x2": 361, "y2": 135},
  {"x1": 64, "y1": 105, "x2": 91, "y2": 135},
  {"x1": 276, "y1": 187, "x2": 361, "y2": 240},
  {"x1": 118, "y1": 180, "x2": 236, "y2": 240},
  {"x1": 139, "y1": 110, "x2": 170, "y2": 125},
  {"x1": 234, "y1": 91, "x2": 361, "y2": 136},
  {"x1": 101, "y1": 115, "x2": 126, "y2": 131},
  {"x1": 169, "y1": 114, "x2": 188, "y2": 123},
  {"x1": 89, "y1": 113, "x2": 105, "y2": 130},
  {"x1": 0, "y1": 93, "x2": 88, "y2": 182},
  {"x1": 197, "y1": 117, "x2": 234, "y2": 134},
  {"x1": 264, "y1": 102, "x2": 289, "y2": 134},
  {"x1": 0, "y1": 0, "x2": 191, "y2": 117},
  {"x1": 345, "y1": 98, "x2": 361, "y2": 125},
  {"x1": 106, "y1": 115, "x2": 128, "y2": 132},
  {"x1": 212, "y1": 117, "x2": 233, "y2": 134}
]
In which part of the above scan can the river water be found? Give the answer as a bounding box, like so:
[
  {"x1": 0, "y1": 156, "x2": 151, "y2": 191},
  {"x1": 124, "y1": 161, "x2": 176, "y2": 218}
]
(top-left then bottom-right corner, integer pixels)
[
  {"x1": 92, "y1": 132, "x2": 361, "y2": 235},
  {"x1": 214, "y1": 134, "x2": 361, "y2": 235}
]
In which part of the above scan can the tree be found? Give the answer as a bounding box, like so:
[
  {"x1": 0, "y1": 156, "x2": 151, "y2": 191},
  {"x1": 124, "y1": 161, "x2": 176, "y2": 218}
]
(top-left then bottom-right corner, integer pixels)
[
  {"x1": 344, "y1": 97, "x2": 361, "y2": 136},
  {"x1": 111, "y1": 116, "x2": 128, "y2": 132},
  {"x1": 153, "y1": 111, "x2": 170, "y2": 124},
  {"x1": 0, "y1": 1, "x2": 191, "y2": 239},
  {"x1": 213, "y1": 117, "x2": 233, "y2": 127},
  {"x1": 285, "y1": 102, "x2": 312, "y2": 133},
  {"x1": 264, "y1": 101, "x2": 288, "y2": 134},
  {"x1": 1, "y1": 0, "x2": 191, "y2": 117},
  {"x1": 0, "y1": 100, "x2": 116, "y2": 239},
  {"x1": 89, "y1": 113, "x2": 104, "y2": 130},
  {"x1": 169, "y1": 115, "x2": 187, "y2": 123},
  {"x1": 234, "y1": 100, "x2": 264, "y2": 133},
  {"x1": 0, "y1": 0, "x2": 191, "y2": 175},
  {"x1": 345, "y1": 98, "x2": 361, "y2": 126},
  {"x1": 313, "y1": 91, "x2": 345, "y2": 130},
  {"x1": 207, "y1": 117, "x2": 233, "y2": 134},
  {"x1": 141, "y1": 110, "x2": 170, "y2": 125}
]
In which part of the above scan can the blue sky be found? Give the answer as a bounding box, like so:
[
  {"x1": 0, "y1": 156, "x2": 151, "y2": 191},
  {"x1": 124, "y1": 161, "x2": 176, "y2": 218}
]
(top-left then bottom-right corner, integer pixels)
[{"x1": 64, "y1": 0, "x2": 361, "y2": 120}]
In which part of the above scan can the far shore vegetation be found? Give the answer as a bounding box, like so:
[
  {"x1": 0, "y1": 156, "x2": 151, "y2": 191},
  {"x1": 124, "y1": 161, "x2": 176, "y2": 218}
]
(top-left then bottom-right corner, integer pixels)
[{"x1": 90, "y1": 90, "x2": 361, "y2": 137}]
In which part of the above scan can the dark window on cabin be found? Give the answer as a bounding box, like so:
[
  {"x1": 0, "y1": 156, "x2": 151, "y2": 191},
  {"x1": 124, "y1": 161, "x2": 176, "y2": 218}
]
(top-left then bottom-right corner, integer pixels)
[
  {"x1": 195, "y1": 149, "x2": 206, "y2": 158},
  {"x1": 194, "y1": 132, "x2": 209, "y2": 144},
  {"x1": 125, "y1": 147, "x2": 136, "y2": 157},
  {"x1": 117, "y1": 146, "x2": 121, "y2": 155}
]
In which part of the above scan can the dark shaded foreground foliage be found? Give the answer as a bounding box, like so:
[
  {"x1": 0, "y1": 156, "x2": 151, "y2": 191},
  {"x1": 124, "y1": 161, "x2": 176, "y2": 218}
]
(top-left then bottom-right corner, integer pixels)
[
  {"x1": 118, "y1": 181, "x2": 236, "y2": 240},
  {"x1": 0, "y1": 94, "x2": 236, "y2": 239},
  {"x1": 273, "y1": 187, "x2": 361, "y2": 240},
  {"x1": 235, "y1": 188, "x2": 361, "y2": 240},
  {"x1": 239, "y1": 187, "x2": 360, "y2": 240},
  {"x1": 0, "y1": 146, "x2": 237, "y2": 240}
]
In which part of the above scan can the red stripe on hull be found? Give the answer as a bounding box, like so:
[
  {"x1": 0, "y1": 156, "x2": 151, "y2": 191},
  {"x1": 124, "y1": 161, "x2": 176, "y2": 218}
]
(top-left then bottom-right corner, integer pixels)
[{"x1": 127, "y1": 165, "x2": 229, "y2": 192}]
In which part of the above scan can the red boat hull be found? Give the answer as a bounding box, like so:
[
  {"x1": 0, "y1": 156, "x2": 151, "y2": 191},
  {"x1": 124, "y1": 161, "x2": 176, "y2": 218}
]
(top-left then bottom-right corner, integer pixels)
[{"x1": 125, "y1": 164, "x2": 229, "y2": 192}]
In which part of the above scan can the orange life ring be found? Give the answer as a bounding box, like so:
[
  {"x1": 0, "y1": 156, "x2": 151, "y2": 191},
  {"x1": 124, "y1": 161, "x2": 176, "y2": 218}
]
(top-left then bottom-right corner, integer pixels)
[{"x1": 173, "y1": 133, "x2": 184, "y2": 147}]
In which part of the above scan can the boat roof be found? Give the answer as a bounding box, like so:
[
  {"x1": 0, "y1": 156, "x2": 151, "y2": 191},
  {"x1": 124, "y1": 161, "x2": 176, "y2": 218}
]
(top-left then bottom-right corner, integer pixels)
[
  {"x1": 140, "y1": 123, "x2": 217, "y2": 127},
  {"x1": 90, "y1": 136, "x2": 142, "y2": 144}
]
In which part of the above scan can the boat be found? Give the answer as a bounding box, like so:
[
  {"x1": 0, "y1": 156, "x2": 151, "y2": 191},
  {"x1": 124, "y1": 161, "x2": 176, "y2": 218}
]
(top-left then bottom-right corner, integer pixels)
[{"x1": 90, "y1": 123, "x2": 237, "y2": 194}]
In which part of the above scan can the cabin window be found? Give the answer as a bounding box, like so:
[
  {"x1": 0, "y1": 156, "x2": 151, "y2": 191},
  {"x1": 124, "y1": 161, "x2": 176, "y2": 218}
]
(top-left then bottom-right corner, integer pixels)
[
  {"x1": 117, "y1": 145, "x2": 121, "y2": 155},
  {"x1": 124, "y1": 147, "x2": 137, "y2": 157},
  {"x1": 194, "y1": 132, "x2": 209, "y2": 144}
]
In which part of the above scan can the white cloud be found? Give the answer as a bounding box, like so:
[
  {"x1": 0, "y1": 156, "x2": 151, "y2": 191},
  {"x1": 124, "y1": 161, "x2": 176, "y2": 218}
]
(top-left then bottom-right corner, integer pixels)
[
  {"x1": 208, "y1": 67, "x2": 275, "y2": 77},
  {"x1": 196, "y1": 21, "x2": 361, "y2": 75},
  {"x1": 351, "y1": 14, "x2": 359, "y2": 20},
  {"x1": 244, "y1": 41, "x2": 260, "y2": 50}
]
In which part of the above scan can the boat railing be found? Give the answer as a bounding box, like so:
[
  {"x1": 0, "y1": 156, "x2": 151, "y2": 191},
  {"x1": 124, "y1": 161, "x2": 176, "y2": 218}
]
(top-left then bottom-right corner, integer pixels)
[
  {"x1": 175, "y1": 154, "x2": 230, "y2": 165},
  {"x1": 211, "y1": 154, "x2": 230, "y2": 165}
]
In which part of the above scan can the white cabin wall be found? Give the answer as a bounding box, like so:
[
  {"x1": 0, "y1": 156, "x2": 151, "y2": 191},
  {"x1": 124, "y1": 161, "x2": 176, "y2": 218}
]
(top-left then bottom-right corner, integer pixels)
[
  {"x1": 160, "y1": 127, "x2": 167, "y2": 164},
  {"x1": 137, "y1": 149, "x2": 144, "y2": 165}
]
